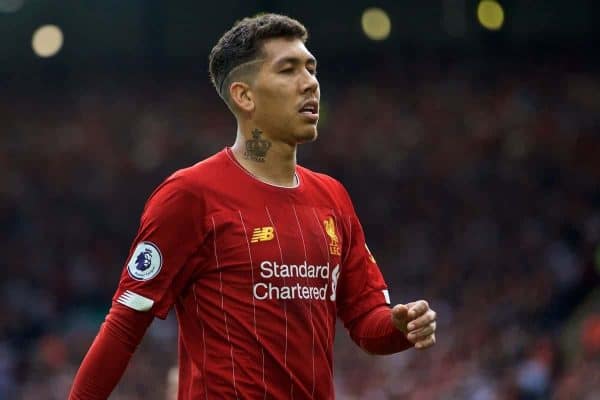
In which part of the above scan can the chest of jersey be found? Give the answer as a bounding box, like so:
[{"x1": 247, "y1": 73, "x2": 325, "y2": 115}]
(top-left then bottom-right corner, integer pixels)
[{"x1": 202, "y1": 203, "x2": 345, "y2": 306}]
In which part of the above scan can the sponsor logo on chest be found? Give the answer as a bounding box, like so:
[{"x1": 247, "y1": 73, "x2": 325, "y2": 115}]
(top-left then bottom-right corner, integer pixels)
[
  {"x1": 249, "y1": 216, "x2": 342, "y2": 302},
  {"x1": 252, "y1": 260, "x2": 340, "y2": 301}
]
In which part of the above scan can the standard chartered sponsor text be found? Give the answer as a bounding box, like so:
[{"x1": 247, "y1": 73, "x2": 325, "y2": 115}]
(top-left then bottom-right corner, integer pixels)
[
  {"x1": 253, "y1": 282, "x2": 329, "y2": 300},
  {"x1": 254, "y1": 260, "x2": 338, "y2": 301}
]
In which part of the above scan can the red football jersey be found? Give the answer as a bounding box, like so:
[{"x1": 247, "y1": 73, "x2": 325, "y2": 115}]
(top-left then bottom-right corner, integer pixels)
[{"x1": 113, "y1": 148, "x2": 390, "y2": 399}]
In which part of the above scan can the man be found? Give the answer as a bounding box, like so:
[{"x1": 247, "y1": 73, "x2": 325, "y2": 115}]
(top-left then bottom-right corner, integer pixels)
[{"x1": 69, "y1": 13, "x2": 437, "y2": 399}]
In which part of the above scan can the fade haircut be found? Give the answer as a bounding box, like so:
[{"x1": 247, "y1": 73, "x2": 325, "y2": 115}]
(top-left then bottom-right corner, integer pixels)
[{"x1": 209, "y1": 14, "x2": 308, "y2": 107}]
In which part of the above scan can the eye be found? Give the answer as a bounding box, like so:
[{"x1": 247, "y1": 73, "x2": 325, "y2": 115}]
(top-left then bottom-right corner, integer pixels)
[
  {"x1": 280, "y1": 67, "x2": 294, "y2": 74},
  {"x1": 307, "y1": 68, "x2": 317, "y2": 76}
]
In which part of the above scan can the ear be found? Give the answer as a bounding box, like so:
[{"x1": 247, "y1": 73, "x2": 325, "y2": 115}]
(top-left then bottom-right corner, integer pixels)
[{"x1": 229, "y1": 81, "x2": 254, "y2": 113}]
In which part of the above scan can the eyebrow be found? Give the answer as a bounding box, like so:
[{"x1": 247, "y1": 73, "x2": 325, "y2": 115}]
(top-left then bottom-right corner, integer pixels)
[{"x1": 273, "y1": 56, "x2": 317, "y2": 68}]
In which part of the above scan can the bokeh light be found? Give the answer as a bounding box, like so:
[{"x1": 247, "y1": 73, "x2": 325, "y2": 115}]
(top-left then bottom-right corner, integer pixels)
[
  {"x1": 0, "y1": 0, "x2": 25, "y2": 13},
  {"x1": 477, "y1": 0, "x2": 504, "y2": 31},
  {"x1": 361, "y1": 8, "x2": 391, "y2": 41},
  {"x1": 31, "y1": 24, "x2": 64, "y2": 58}
]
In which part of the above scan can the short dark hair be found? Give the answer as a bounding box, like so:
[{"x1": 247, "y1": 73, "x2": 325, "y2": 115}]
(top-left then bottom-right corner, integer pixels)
[{"x1": 209, "y1": 13, "x2": 308, "y2": 101}]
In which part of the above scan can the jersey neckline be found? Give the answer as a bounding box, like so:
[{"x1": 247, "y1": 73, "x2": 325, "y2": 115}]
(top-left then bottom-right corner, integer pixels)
[{"x1": 223, "y1": 147, "x2": 304, "y2": 192}]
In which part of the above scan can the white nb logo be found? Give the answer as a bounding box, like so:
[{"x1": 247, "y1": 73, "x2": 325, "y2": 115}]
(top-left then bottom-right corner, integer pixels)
[{"x1": 330, "y1": 265, "x2": 340, "y2": 301}]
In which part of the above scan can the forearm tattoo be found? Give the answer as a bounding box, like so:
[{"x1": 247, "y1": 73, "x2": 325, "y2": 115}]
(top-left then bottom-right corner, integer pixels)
[{"x1": 244, "y1": 129, "x2": 271, "y2": 162}]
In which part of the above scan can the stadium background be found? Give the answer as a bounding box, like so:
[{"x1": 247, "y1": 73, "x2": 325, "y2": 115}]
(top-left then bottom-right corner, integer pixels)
[{"x1": 1, "y1": 0, "x2": 599, "y2": 398}]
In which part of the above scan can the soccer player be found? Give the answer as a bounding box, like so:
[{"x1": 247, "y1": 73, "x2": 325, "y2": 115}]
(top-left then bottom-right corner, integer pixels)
[{"x1": 69, "y1": 13, "x2": 437, "y2": 399}]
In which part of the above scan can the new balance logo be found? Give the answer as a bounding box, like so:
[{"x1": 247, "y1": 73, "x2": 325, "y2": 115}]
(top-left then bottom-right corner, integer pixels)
[{"x1": 251, "y1": 227, "x2": 275, "y2": 243}]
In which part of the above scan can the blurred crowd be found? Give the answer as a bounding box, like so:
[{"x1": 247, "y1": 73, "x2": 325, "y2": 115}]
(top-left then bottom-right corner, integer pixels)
[{"x1": 1, "y1": 57, "x2": 599, "y2": 399}]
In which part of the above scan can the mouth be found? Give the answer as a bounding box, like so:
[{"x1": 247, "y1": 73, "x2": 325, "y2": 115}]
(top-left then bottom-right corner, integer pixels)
[{"x1": 299, "y1": 99, "x2": 319, "y2": 122}]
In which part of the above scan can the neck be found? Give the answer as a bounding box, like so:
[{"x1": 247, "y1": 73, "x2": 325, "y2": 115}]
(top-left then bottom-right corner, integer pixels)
[{"x1": 230, "y1": 125, "x2": 298, "y2": 187}]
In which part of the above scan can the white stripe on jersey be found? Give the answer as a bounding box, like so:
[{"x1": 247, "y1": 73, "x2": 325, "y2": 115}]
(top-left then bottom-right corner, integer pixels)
[
  {"x1": 193, "y1": 283, "x2": 210, "y2": 400},
  {"x1": 291, "y1": 204, "x2": 316, "y2": 399},
  {"x1": 345, "y1": 215, "x2": 353, "y2": 264},
  {"x1": 265, "y1": 206, "x2": 294, "y2": 399},
  {"x1": 211, "y1": 216, "x2": 239, "y2": 400},
  {"x1": 116, "y1": 290, "x2": 154, "y2": 311},
  {"x1": 238, "y1": 210, "x2": 268, "y2": 400},
  {"x1": 311, "y1": 208, "x2": 332, "y2": 353},
  {"x1": 382, "y1": 289, "x2": 391, "y2": 304}
]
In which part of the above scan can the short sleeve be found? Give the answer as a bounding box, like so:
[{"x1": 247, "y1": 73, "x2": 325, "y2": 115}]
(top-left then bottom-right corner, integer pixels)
[
  {"x1": 333, "y1": 181, "x2": 391, "y2": 326},
  {"x1": 112, "y1": 177, "x2": 204, "y2": 319}
]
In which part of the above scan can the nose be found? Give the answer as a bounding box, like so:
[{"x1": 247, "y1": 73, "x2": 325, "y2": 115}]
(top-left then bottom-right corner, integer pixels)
[{"x1": 301, "y1": 70, "x2": 319, "y2": 94}]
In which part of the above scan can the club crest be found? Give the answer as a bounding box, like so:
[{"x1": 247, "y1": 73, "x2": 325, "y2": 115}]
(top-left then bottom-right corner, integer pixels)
[{"x1": 323, "y1": 216, "x2": 341, "y2": 256}]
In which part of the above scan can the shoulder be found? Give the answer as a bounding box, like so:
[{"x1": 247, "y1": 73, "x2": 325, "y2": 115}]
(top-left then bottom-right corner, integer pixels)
[
  {"x1": 156, "y1": 149, "x2": 231, "y2": 195},
  {"x1": 298, "y1": 166, "x2": 344, "y2": 193},
  {"x1": 297, "y1": 165, "x2": 354, "y2": 212},
  {"x1": 144, "y1": 150, "x2": 230, "y2": 212},
  {"x1": 169, "y1": 150, "x2": 228, "y2": 186}
]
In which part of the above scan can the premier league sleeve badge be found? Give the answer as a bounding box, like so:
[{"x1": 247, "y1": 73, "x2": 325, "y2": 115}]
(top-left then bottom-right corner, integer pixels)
[{"x1": 127, "y1": 241, "x2": 163, "y2": 281}]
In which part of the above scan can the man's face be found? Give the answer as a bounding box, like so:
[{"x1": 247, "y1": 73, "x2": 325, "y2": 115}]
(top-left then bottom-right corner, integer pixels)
[{"x1": 250, "y1": 37, "x2": 320, "y2": 144}]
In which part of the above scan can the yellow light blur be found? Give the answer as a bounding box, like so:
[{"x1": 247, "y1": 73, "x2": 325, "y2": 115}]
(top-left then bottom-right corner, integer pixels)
[
  {"x1": 477, "y1": 0, "x2": 504, "y2": 31},
  {"x1": 32, "y1": 25, "x2": 64, "y2": 58},
  {"x1": 361, "y1": 8, "x2": 391, "y2": 41}
]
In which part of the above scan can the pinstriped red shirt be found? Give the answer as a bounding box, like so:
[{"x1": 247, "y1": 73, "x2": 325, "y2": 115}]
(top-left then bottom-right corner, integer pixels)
[{"x1": 113, "y1": 147, "x2": 390, "y2": 399}]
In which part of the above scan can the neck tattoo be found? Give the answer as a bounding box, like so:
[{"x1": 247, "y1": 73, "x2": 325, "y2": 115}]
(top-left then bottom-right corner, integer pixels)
[{"x1": 244, "y1": 128, "x2": 272, "y2": 163}]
